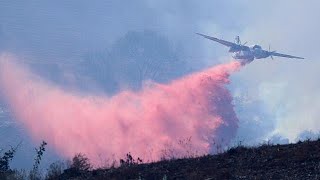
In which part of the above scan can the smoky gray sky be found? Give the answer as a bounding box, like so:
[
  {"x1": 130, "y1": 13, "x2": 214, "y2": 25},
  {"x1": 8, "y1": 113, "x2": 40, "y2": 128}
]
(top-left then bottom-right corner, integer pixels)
[
  {"x1": 0, "y1": 0, "x2": 253, "y2": 61},
  {"x1": 0, "y1": 0, "x2": 320, "y2": 168}
]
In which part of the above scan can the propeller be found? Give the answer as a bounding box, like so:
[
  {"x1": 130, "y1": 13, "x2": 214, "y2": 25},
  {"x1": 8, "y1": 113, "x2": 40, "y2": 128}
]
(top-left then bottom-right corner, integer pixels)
[
  {"x1": 268, "y1": 45, "x2": 276, "y2": 60},
  {"x1": 235, "y1": 36, "x2": 248, "y2": 50}
]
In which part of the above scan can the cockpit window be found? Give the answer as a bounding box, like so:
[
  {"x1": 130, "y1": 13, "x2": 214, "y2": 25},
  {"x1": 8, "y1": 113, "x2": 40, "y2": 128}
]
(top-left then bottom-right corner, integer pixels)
[{"x1": 253, "y1": 45, "x2": 261, "y2": 49}]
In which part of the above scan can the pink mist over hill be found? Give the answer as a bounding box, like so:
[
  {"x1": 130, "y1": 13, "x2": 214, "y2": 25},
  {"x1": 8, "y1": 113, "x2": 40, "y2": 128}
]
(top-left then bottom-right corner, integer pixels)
[{"x1": 0, "y1": 54, "x2": 243, "y2": 166}]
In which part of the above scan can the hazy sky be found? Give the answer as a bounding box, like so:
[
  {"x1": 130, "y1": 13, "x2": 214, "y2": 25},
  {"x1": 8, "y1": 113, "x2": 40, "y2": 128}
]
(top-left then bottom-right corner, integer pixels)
[{"x1": 0, "y1": 0, "x2": 319, "y2": 168}]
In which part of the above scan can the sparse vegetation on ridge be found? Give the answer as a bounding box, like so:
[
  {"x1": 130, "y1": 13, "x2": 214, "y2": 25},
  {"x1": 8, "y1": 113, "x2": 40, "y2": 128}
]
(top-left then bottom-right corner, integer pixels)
[{"x1": 2, "y1": 139, "x2": 320, "y2": 179}]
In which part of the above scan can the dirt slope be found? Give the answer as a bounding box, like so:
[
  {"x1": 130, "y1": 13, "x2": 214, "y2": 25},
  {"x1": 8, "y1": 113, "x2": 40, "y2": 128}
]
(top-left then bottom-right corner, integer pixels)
[{"x1": 60, "y1": 139, "x2": 320, "y2": 180}]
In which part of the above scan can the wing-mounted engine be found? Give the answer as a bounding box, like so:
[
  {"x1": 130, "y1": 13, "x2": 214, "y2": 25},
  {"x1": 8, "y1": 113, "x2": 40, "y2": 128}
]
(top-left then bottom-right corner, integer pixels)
[
  {"x1": 228, "y1": 36, "x2": 250, "y2": 52},
  {"x1": 252, "y1": 45, "x2": 262, "y2": 49},
  {"x1": 252, "y1": 45, "x2": 270, "y2": 59}
]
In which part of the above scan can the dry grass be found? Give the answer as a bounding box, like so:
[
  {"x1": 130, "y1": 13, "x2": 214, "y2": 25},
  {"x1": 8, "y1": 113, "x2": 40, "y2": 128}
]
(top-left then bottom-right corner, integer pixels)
[{"x1": 59, "y1": 139, "x2": 320, "y2": 179}]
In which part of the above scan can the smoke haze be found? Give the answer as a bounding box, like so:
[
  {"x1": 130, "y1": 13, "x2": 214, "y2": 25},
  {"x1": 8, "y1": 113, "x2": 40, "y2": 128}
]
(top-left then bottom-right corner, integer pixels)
[{"x1": 0, "y1": 0, "x2": 319, "y2": 168}]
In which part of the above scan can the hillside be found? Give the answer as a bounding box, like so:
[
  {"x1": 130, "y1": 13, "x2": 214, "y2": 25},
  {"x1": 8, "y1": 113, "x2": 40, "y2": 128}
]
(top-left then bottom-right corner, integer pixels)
[{"x1": 59, "y1": 139, "x2": 320, "y2": 180}]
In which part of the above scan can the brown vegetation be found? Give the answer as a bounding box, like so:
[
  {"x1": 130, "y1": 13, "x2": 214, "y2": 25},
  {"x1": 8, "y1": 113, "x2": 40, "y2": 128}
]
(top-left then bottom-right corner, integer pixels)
[
  {"x1": 2, "y1": 139, "x2": 320, "y2": 179},
  {"x1": 60, "y1": 139, "x2": 320, "y2": 179}
]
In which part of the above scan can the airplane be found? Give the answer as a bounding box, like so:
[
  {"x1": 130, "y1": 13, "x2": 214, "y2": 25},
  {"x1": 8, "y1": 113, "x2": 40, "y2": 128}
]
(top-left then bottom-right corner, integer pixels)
[{"x1": 196, "y1": 33, "x2": 304, "y2": 62}]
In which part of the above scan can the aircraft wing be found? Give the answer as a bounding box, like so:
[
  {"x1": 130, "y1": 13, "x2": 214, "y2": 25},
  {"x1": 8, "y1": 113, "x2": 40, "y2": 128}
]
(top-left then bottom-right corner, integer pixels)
[
  {"x1": 196, "y1": 33, "x2": 236, "y2": 47},
  {"x1": 270, "y1": 52, "x2": 304, "y2": 59}
]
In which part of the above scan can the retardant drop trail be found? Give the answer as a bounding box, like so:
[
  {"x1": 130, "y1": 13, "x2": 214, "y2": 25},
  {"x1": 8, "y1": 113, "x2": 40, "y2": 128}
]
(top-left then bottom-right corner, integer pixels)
[{"x1": 0, "y1": 53, "x2": 244, "y2": 166}]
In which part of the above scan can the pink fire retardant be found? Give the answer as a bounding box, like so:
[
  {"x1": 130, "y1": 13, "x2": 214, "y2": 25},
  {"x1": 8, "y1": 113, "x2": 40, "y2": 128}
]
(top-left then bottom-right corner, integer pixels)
[{"x1": 0, "y1": 54, "x2": 243, "y2": 166}]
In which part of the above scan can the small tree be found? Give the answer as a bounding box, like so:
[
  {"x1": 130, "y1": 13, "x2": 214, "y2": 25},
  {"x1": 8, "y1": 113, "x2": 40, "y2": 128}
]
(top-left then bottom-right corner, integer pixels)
[
  {"x1": 29, "y1": 141, "x2": 47, "y2": 180},
  {"x1": 119, "y1": 152, "x2": 143, "y2": 167},
  {"x1": 62, "y1": 154, "x2": 92, "y2": 179},
  {"x1": 33, "y1": 141, "x2": 47, "y2": 172},
  {"x1": 0, "y1": 142, "x2": 21, "y2": 173},
  {"x1": 70, "y1": 153, "x2": 91, "y2": 172},
  {"x1": 0, "y1": 147, "x2": 16, "y2": 173},
  {"x1": 45, "y1": 161, "x2": 66, "y2": 180}
]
